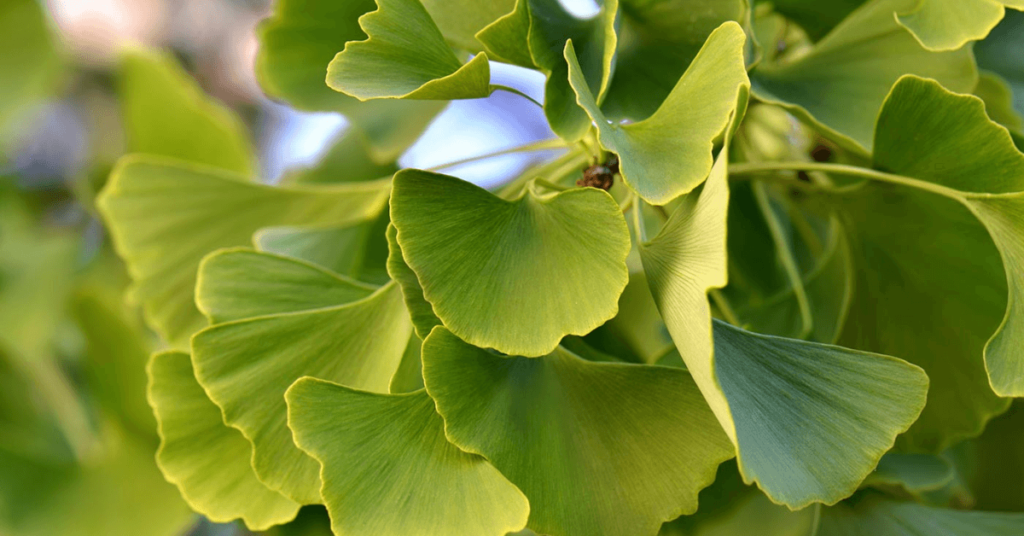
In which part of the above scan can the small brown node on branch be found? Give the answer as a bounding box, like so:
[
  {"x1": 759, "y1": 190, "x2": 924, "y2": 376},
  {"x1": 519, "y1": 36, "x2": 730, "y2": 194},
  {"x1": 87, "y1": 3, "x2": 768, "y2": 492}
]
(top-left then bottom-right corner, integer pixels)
[
  {"x1": 810, "y1": 143, "x2": 833, "y2": 162},
  {"x1": 577, "y1": 155, "x2": 619, "y2": 190}
]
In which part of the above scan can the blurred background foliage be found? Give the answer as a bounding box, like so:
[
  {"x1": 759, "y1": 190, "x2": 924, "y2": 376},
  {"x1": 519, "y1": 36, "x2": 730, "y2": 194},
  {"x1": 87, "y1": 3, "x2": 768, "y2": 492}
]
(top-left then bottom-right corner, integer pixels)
[{"x1": 2, "y1": 0, "x2": 1024, "y2": 535}]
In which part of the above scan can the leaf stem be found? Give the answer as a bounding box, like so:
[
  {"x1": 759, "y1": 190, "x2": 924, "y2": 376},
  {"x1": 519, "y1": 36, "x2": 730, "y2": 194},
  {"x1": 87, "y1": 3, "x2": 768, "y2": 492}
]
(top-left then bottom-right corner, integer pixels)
[
  {"x1": 424, "y1": 137, "x2": 567, "y2": 172},
  {"x1": 490, "y1": 84, "x2": 545, "y2": 109},
  {"x1": 728, "y1": 161, "x2": 965, "y2": 199}
]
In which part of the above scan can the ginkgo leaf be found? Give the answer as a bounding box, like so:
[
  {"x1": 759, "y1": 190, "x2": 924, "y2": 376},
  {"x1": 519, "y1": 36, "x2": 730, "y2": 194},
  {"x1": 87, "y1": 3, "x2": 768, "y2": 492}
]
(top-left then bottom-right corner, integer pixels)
[
  {"x1": 326, "y1": 0, "x2": 492, "y2": 101},
  {"x1": 975, "y1": 71, "x2": 1024, "y2": 132},
  {"x1": 385, "y1": 223, "x2": 440, "y2": 339},
  {"x1": 598, "y1": 272, "x2": 675, "y2": 364},
  {"x1": 118, "y1": 48, "x2": 256, "y2": 175},
  {"x1": 566, "y1": 22, "x2": 750, "y2": 205},
  {"x1": 254, "y1": 223, "x2": 380, "y2": 280},
  {"x1": 975, "y1": 10, "x2": 1024, "y2": 119},
  {"x1": 0, "y1": 0, "x2": 61, "y2": 147},
  {"x1": 147, "y1": 351, "x2": 300, "y2": 530},
  {"x1": 639, "y1": 138, "x2": 929, "y2": 508},
  {"x1": 286, "y1": 379, "x2": 529, "y2": 536},
  {"x1": 600, "y1": 0, "x2": 747, "y2": 121},
  {"x1": 478, "y1": 0, "x2": 619, "y2": 141},
  {"x1": 255, "y1": 0, "x2": 445, "y2": 161},
  {"x1": 767, "y1": 0, "x2": 866, "y2": 41},
  {"x1": 191, "y1": 281, "x2": 411, "y2": 504},
  {"x1": 751, "y1": 0, "x2": 977, "y2": 154},
  {"x1": 864, "y1": 76, "x2": 1024, "y2": 399},
  {"x1": 895, "y1": 0, "x2": 1024, "y2": 51},
  {"x1": 389, "y1": 333, "x2": 425, "y2": 393},
  {"x1": 862, "y1": 453, "x2": 954, "y2": 494},
  {"x1": 817, "y1": 496, "x2": 1024, "y2": 535},
  {"x1": 422, "y1": 327, "x2": 735, "y2": 536},
  {"x1": 419, "y1": 0, "x2": 516, "y2": 53},
  {"x1": 195, "y1": 248, "x2": 376, "y2": 324},
  {"x1": 97, "y1": 155, "x2": 389, "y2": 346},
  {"x1": 390, "y1": 169, "x2": 630, "y2": 357}
]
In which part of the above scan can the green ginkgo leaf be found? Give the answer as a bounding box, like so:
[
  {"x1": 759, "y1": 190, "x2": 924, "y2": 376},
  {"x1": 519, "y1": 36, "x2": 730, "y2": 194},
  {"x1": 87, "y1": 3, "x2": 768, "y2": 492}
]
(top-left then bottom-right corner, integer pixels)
[
  {"x1": 419, "y1": 0, "x2": 516, "y2": 53},
  {"x1": 0, "y1": 0, "x2": 61, "y2": 147},
  {"x1": 863, "y1": 453, "x2": 954, "y2": 494},
  {"x1": 390, "y1": 169, "x2": 630, "y2": 357},
  {"x1": 767, "y1": 0, "x2": 867, "y2": 41},
  {"x1": 254, "y1": 223, "x2": 379, "y2": 280},
  {"x1": 975, "y1": 71, "x2": 1024, "y2": 132},
  {"x1": 895, "y1": 0, "x2": 1024, "y2": 51},
  {"x1": 195, "y1": 248, "x2": 376, "y2": 324},
  {"x1": 975, "y1": 10, "x2": 1024, "y2": 119},
  {"x1": 478, "y1": 0, "x2": 619, "y2": 141},
  {"x1": 600, "y1": 0, "x2": 747, "y2": 121},
  {"x1": 256, "y1": 0, "x2": 445, "y2": 161},
  {"x1": 817, "y1": 496, "x2": 1024, "y2": 535},
  {"x1": 385, "y1": 223, "x2": 440, "y2": 339},
  {"x1": 326, "y1": 0, "x2": 492, "y2": 101},
  {"x1": 422, "y1": 327, "x2": 735, "y2": 536},
  {"x1": 286, "y1": 379, "x2": 529, "y2": 536},
  {"x1": 566, "y1": 22, "x2": 750, "y2": 205},
  {"x1": 639, "y1": 137, "x2": 929, "y2": 508},
  {"x1": 119, "y1": 48, "x2": 256, "y2": 176},
  {"x1": 147, "y1": 351, "x2": 300, "y2": 530},
  {"x1": 191, "y1": 281, "x2": 411, "y2": 504},
  {"x1": 389, "y1": 333, "x2": 425, "y2": 393},
  {"x1": 852, "y1": 76, "x2": 1024, "y2": 403},
  {"x1": 97, "y1": 155, "x2": 389, "y2": 346},
  {"x1": 751, "y1": 0, "x2": 977, "y2": 154}
]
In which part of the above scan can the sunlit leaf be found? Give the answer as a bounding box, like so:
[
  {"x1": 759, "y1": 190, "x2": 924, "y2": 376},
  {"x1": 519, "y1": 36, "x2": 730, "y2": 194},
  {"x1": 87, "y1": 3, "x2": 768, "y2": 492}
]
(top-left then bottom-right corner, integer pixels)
[
  {"x1": 256, "y1": 0, "x2": 445, "y2": 161},
  {"x1": 751, "y1": 0, "x2": 977, "y2": 154},
  {"x1": 286, "y1": 379, "x2": 528, "y2": 536},
  {"x1": 97, "y1": 156, "x2": 389, "y2": 346},
  {"x1": 895, "y1": 0, "x2": 1023, "y2": 51},
  {"x1": 195, "y1": 248, "x2": 376, "y2": 323},
  {"x1": 567, "y1": 22, "x2": 750, "y2": 204},
  {"x1": 191, "y1": 281, "x2": 411, "y2": 504},
  {"x1": 119, "y1": 48, "x2": 256, "y2": 175},
  {"x1": 148, "y1": 351, "x2": 300, "y2": 530},
  {"x1": 326, "y1": 0, "x2": 492, "y2": 100},
  {"x1": 419, "y1": 0, "x2": 516, "y2": 53},
  {"x1": 422, "y1": 327, "x2": 735, "y2": 536},
  {"x1": 390, "y1": 169, "x2": 629, "y2": 357}
]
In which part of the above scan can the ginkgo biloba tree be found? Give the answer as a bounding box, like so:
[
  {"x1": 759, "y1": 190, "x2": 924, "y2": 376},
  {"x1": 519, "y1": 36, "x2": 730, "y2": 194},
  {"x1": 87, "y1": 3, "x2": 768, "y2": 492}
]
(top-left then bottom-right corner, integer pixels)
[{"x1": 8, "y1": 0, "x2": 1024, "y2": 534}]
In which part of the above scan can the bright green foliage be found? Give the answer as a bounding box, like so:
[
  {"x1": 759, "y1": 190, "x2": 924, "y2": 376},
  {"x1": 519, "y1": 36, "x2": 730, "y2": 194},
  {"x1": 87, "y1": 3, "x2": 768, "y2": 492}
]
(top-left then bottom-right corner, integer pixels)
[
  {"x1": 192, "y1": 278, "x2": 411, "y2": 504},
  {"x1": 119, "y1": 49, "x2": 256, "y2": 175},
  {"x1": 390, "y1": 169, "x2": 630, "y2": 356},
  {"x1": 286, "y1": 379, "x2": 529, "y2": 536},
  {"x1": 567, "y1": 22, "x2": 750, "y2": 205},
  {"x1": 98, "y1": 156, "x2": 389, "y2": 346},
  {"x1": 422, "y1": 327, "x2": 734, "y2": 536},
  {"x1": 751, "y1": 0, "x2": 978, "y2": 153},
  {"x1": 326, "y1": 0, "x2": 492, "y2": 100},
  {"x1": 30, "y1": 0, "x2": 1024, "y2": 533},
  {"x1": 148, "y1": 351, "x2": 300, "y2": 529}
]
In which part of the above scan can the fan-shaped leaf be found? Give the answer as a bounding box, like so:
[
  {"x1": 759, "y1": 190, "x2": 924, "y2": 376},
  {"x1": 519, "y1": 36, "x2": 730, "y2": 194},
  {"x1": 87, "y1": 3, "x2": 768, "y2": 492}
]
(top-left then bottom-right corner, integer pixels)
[
  {"x1": 191, "y1": 281, "x2": 411, "y2": 504},
  {"x1": 895, "y1": 0, "x2": 1023, "y2": 51},
  {"x1": 479, "y1": 0, "x2": 619, "y2": 141},
  {"x1": 385, "y1": 223, "x2": 440, "y2": 339},
  {"x1": 600, "y1": 0, "x2": 747, "y2": 121},
  {"x1": 390, "y1": 169, "x2": 629, "y2": 357},
  {"x1": 97, "y1": 156, "x2": 389, "y2": 346},
  {"x1": 751, "y1": 0, "x2": 977, "y2": 154},
  {"x1": 640, "y1": 138, "x2": 929, "y2": 508},
  {"x1": 422, "y1": 327, "x2": 735, "y2": 536},
  {"x1": 566, "y1": 22, "x2": 750, "y2": 205},
  {"x1": 195, "y1": 248, "x2": 376, "y2": 324},
  {"x1": 326, "y1": 0, "x2": 491, "y2": 101},
  {"x1": 286, "y1": 380, "x2": 529, "y2": 536},
  {"x1": 256, "y1": 0, "x2": 444, "y2": 161},
  {"x1": 119, "y1": 48, "x2": 256, "y2": 175},
  {"x1": 419, "y1": 0, "x2": 516, "y2": 53},
  {"x1": 147, "y1": 351, "x2": 299, "y2": 530}
]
